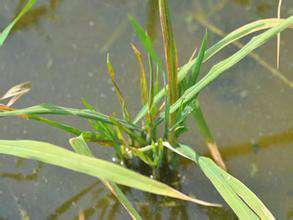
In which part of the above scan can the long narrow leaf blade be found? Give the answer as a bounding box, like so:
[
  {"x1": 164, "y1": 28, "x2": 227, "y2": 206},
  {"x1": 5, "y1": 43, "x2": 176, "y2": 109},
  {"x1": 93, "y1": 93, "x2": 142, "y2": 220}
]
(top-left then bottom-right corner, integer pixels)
[
  {"x1": 130, "y1": 44, "x2": 149, "y2": 105},
  {"x1": 106, "y1": 54, "x2": 131, "y2": 121},
  {"x1": 0, "y1": 0, "x2": 36, "y2": 46},
  {"x1": 192, "y1": 99, "x2": 226, "y2": 170},
  {"x1": 158, "y1": 0, "x2": 178, "y2": 143},
  {"x1": 102, "y1": 181, "x2": 142, "y2": 220},
  {"x1": 0, "y1": 140, "x2": 220, "y2": 207},
  {"x1": 0, "y1": 103, "x2": 140, "y2": 131},
  {"x1": 207, "y1": 159, "x2": 275, "y2": 219},
  {"x1": 189, "y1": 31, "x2": 208, "y2": 85},
  {"x1": 69, "y1": 135, "x2": 142, "y2": 220},
  {"x1": 0, "y1": 105, "x2": 83, "y2": 136},
  {"x1": 133, "y1": 18, "x2": 293, "y2": 123},
  {"x1": 163, "y1": 142, "x2": 274, "y2": 220},
  {"x1": 169, "y1": 16, "x2": 293, "y2": 115},
  {"x1": 198, "y1": 157, "x2": 258, "y2": 219},
  {"x1": 128, "y1": 15, "x2": 162, "y2": 68}
]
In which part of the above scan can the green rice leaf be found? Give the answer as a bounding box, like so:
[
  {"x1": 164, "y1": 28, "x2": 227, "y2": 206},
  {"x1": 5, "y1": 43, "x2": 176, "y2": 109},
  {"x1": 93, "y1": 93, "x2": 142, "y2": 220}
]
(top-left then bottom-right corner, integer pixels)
[
  {"x1": 128, "y1": 15, "x2": 162, "y2": 68},
  {"x1": 0, "y1": 0, "x2": 37, "y2": 47},
  {"x1": 159, "y1": 0, "x2": 178, "y2": 141},
  {"x1": 133, "y1": 18, "x2": 292, "y2": 124},
  {"x1": 163, "y1": 142, "x2": 274, "y2": 220},
  {"x1": 29, "y1": 115, "x2": 82, "y2": 136},
  {"x1": 0, "y1": 139, "x2": 220, "y2": 207},
  {"x1": 107, "y1": 54, "x2": 131, "y2": 122},
  {"x1": 69, "y1": 135, "x2": 142, "y2": 220},
  {"x1": 130, "y1": 44, "x2": 149, "y2": 107},
  {"x1": 0, "y1": 103, "x2": 140, "y2": 132},
  {"x1": 102, "y1": 181, "x2": 142, "y2": 220},
  {"x1": 198, "y1": 157, "x2": 259, "y2": 219},
  {"x1": 162, "y1": 70, "x2": 170, "y2": 140},
  {"x1": 81, "y1": 99, "x2": 116, "y2": 143},
  {"x1": 169, "y1": 16, "x2": 293, "y2": 115},
  {"x1": 189, "y1": 31, "x2": 208, "y2": 85},
  {"x1": 148, "y1": 55, "x2": 155, "y2": 110},
  {"x1": 191, "y1": 99, "x2": 226, "y2": 170},
  {"x1": 0, "y1": 105, "x2": 83, "y2": 136},
  {"x1": 206, "y1": 158, "x2": 275, "y2": 220}
]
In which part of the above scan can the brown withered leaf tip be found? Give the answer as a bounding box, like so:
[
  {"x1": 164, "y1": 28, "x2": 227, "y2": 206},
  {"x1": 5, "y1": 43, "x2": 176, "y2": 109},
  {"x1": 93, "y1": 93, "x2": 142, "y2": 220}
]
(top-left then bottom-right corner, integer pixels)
[{"x1": 0, "y1": 82, "x2": 31, "y2": 107}]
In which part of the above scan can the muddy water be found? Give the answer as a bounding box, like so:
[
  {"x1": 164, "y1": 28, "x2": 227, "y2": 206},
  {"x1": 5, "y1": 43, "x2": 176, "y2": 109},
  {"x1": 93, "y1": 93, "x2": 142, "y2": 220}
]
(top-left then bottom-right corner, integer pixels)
[{"x1": 0, "y1": 0, "x2": 292, "y2": 219}]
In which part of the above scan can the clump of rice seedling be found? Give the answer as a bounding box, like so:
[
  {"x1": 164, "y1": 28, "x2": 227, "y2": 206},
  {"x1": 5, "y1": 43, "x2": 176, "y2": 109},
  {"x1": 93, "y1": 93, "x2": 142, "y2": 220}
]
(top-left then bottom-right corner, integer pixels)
[{"x1": 1, "y1": 0, "x2": 292, "y2": 219}]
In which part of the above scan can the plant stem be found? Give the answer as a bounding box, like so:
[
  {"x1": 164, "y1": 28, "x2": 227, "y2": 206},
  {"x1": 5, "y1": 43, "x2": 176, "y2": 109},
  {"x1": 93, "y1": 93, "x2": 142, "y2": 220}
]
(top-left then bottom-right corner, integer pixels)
[{"x1": 159, "y1": 0, "x2": 178, "y2": 144}]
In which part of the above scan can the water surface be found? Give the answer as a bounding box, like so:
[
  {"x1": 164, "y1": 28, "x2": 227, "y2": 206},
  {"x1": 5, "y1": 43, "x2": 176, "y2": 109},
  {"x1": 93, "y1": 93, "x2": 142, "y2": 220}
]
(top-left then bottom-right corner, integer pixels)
[{"x1": 0, "y1": 0, "x2": 292, "y2": 219}]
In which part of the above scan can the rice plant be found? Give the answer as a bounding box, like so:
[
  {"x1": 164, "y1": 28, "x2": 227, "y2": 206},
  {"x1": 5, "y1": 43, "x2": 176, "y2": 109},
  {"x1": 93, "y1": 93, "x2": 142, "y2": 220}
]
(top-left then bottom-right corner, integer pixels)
[{"x1": 1, "y1": 0, "x2": 292, "y2": 219}]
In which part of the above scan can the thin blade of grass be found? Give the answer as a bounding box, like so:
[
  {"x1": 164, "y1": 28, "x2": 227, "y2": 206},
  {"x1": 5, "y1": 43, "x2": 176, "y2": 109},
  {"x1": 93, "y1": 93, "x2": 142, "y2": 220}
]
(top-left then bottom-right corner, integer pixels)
[
  {"x1": 130, "y1": 44, "x2": 153, "y2": 134},
  {"x1": 158, "y1": 0, "x2": 178, "y2": 106},
  {"x1": 152, "y1": 16, "x2": 293, "y2": 127},
  {"x1": 192, "y1": 99, "x2": 226, "y2": 170},
  {"x1": 207, "y1": 157, "x2": 275, "y2": 220},
  {"x1": 130, "y1": 44, "x2": 148, "y2": 105},
  {"x1": 81, "y1": 99, "x2": 118, "y2": 144},
  {"x1": 181, "y1": 32, "x2": 226, "y2": 169},
  {"x1": 0, "y1": 0, "x2": 37, "y2": 47},
  {"x1": 148, "y1": 55, "x2": 155, "y2": 110},
  {"x1": 188, "y1": 31, "x2": 208, "y2": 85},
  {"x1": 0, "y1": 105, "x2": 83, "y2": 136},
  {"x1": 69, "y1": 135, "x2": 142, "y2": 220},
  {"x1": 159, "y1": 0, "x2": 178, "y2": 143},
  {"x1": 29, "y1": 115, "x2": 82, "y2": 136},
  {"x1": 81, "y1": 99, "x2": 106, "y2": 131},
  {"x1": 147, "y1": 55, "x2": 156, "y2": 137},
  {"x1": 169, "y1": 16, "x2": 293, "y2": 115},
  {"x1": 106, "y1": 54, "x2": 131, "y2": 122},
  {"x1": 108, "y1": 116, "x2": 146, "y2": 146},
  {"x1": 197, "y1": 157, "x2": 259, "y2": 219},
  {"x1": 194, "y1": 13, "x2": 292, "y2": 87},
  {"x1": 0, "y1": 105, "x2": 119, "y2": 146},
  {"x1": 0, "y1": 103, "x2": 140, "y2": 132},
  {"x1": 133, "y1": 18, "x2": 293, "y2": 123},
  {"x1": 102, "y1": 181, "x2": 142, "y2": 220},
  {"x1": 0, "y1": 139, "x2": 220, "y2": 207},
  {"x1": 163, "y1": 142, "x2": 274, "y2": 219},
  {"x1": 162, "y1": 71, "x2": 170, "y2": 140},
  {"x1": 128, "y1": 15, "x2": 162, "y2": 68},
  {"x1": 1, "y1": 108, "x2": 117, "y2": 146}
]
